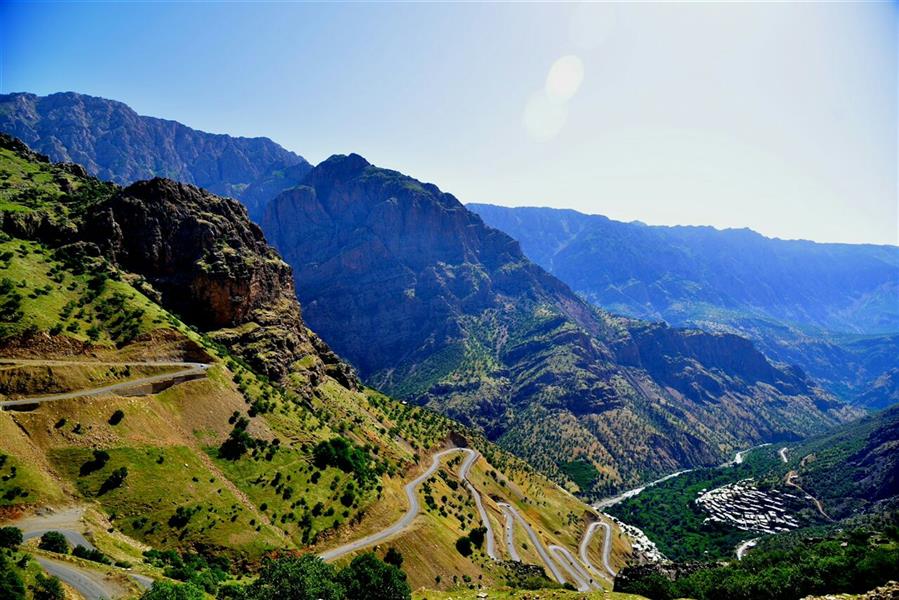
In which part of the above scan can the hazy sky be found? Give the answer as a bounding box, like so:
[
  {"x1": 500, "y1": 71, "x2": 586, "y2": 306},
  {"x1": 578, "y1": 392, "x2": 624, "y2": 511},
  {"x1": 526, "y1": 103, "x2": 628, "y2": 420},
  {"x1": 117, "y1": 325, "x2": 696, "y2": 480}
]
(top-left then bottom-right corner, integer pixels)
[{"x1": 1, "y1": 2, "x2": 896, "y2": 245}]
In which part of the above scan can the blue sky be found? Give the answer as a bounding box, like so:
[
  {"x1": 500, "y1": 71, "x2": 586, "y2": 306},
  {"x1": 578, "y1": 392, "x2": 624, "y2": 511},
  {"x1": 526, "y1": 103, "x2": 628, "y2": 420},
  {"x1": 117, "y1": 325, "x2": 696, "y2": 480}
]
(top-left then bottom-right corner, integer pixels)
[{"x1": 1, "y1": 2, "x2": 896, "y2": 245}]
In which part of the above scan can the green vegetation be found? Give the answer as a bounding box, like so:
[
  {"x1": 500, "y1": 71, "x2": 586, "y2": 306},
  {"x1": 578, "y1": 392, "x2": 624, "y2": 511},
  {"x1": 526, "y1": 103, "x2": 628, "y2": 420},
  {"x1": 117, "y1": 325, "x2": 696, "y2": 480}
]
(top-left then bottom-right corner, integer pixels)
[
  {"x1": 616, "y1": 525, "x2": 899, "y2": 600},
  {"x1": 606, "y1": 448, "x2": 789, "y2": 561},
  {"x1": 312, "y1": 437, "x2": 374, "y2": 484},
  {"x1": 32, "y1": 573, "x2": 65, "y2": 600},
  {"x1": 0, "y1": 526, "x2": 22, "y2": 549},
  {"x1": 140, "y1": 580, "x2": 206, "y2": 600},
  {"x1": 788, "y1": 404, "x2": 899, "y2": 518},
  {"x1": 72, "y1": 544, "x2": 111, "y2": 564},
  {"x1": 0, "y1": 551, "x2": 26, "y2": 600},
  {"x1": 559, "y1": 458, "x2": 599, "y2": 490},
  {"x1": 143, "y1": 549, "x2": 230, "y2": 595},
  {"x1": 38, "y1": 531, "x2": 68, "y2": 554},
  {"x1": 232, "y1": 553, "x2": 410, "y2": 600}
]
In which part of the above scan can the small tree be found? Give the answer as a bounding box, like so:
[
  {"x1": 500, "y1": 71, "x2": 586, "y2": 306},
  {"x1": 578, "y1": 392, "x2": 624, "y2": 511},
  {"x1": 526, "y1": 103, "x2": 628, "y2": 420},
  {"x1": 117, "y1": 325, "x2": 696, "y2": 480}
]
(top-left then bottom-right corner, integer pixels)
[
  {"x1": 108, "y1": 410, "x2": 125, "y2": 425},
  {"x1": 33, "y1": 574, "x2": 64, "y2": 600},
  {"x1": 0, "y1": 526, "x2": 23, "y2": 549},
  {"x1": 0, "y1": 553, "x2": 25, "y2": 600},
  {"x1": 338, "y1": 553, "x2": 411, "y2": 600},
  {"x1": 140, "y1": 581, "x2": 205, "y2": 600},
  {"x1": 384, "y1": 547, "x2": 403, "y2": 568},
  {"x1": 468, "y1": 526, "x2": 486, "y2": 549},
  {"x1": 99, "y1": 466, "x2": 128, "y2": 494},
  {"x1": 455, "y1": 535, "x2": 473, "y2": 557},
  {"x1": 38, "y1": 531, "x2": 68, "y2": 554}
]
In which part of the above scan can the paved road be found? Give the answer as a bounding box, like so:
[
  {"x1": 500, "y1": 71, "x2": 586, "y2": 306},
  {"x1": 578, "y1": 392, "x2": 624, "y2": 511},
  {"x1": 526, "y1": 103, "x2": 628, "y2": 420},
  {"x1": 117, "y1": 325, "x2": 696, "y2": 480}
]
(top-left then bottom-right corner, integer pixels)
[
  {"x1": 13, "y1": 507, "x2": 96, "y2": 550},
  {"x1": 579, "y1": 519, "x2": 616, "y2": 578},
  {"x1": 736, "y1": 537, "x2": 759, "y2": 560},
  {"x1": 320, "y1": 448, "x2": 466, "y2": 561},
  {"x1": 497, "y1": 502, "x2": 566, "y2": 585},
  {"x1": 500, "y1": 505, "x2": 521, "y2": 562},
  {"x1": 457, "y1": 448, "x2": 497, "y2": 561},
  {"x1": 36, "y1": 556, "x2": 121, "y2": 600},
  {"x1": 23, "y1": 528, "x2": 95, "y2": 550},
  {"x1": 0, "y1": 360, "x2": 210, "y2": 408},
  {"x1": 549, "y1": 544, "x2": 595, "y2": 591},
  {"x1": 779, "y1": 447, "x2": 789, "y2": 463}
]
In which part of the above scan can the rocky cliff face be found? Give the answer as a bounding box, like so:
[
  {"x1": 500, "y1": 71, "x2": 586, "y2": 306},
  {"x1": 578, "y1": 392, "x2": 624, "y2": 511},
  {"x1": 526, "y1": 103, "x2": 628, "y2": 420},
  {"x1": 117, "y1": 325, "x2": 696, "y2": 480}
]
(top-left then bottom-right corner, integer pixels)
[
  {"x1": 0, "y1": 92, "x2": 310, "y2": 218},
  {"x1": 262, "y1": 154, "x2": 858, "y2": 496},
  {"x1": 0, "y1": 133, "x2": 354, "y2": 386}
]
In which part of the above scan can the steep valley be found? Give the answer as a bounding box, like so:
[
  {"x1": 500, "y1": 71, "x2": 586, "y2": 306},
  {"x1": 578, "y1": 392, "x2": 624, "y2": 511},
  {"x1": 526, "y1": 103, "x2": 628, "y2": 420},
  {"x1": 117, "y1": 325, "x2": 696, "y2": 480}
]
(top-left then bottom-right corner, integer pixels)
[{"x1": 0, "y1": 134, "x2": 629, "y2": 596}]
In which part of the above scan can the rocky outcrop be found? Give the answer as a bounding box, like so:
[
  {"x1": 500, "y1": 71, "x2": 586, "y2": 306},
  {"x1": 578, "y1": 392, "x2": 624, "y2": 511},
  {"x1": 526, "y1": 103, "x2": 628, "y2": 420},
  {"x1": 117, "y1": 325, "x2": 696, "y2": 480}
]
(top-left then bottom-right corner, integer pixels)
[
  {"x1": 261, "y1": 153, "x2": 857, "y2": 496},
  {"x1": 77, "y1": 177, "x2": 355, "y2": 384},
  {"x1": 0, "y1": 92, "x2": 310, "y2": 217},
  {"x1": 0, "y1": 134, "x2": 355, "y2": 386}
]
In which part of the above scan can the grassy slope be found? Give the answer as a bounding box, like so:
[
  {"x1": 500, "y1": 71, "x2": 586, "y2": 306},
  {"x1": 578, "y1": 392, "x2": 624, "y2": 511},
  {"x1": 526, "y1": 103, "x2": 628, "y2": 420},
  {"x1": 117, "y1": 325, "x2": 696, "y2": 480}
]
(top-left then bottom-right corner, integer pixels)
[{"x1": 0, "y1": 140, "x2": 628, "y2": 594}]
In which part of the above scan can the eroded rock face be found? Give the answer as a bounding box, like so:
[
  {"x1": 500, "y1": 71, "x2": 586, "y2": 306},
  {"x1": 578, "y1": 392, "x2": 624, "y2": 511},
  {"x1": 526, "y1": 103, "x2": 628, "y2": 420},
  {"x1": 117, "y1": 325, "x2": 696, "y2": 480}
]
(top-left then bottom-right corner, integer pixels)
[
  {"x1": 78, "y1": 177, "x2": 356, "y2": 385},
  {"x1": 85, "y1": 178, "x2": 290, "y2": 329}
]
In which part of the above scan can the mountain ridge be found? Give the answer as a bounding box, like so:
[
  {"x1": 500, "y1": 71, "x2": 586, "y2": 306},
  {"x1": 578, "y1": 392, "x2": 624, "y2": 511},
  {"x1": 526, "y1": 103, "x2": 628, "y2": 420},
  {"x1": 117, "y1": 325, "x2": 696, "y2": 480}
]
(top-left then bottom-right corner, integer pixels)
[
  {"x1": 262, "y1": 152, "x2": 859, "y2": 497},
  {"x1": 0, "y1": 91, "x2": 311, "y2": 217},
  {"x1": 469, "y1": 203, "x2": 899, "y2": 408}
]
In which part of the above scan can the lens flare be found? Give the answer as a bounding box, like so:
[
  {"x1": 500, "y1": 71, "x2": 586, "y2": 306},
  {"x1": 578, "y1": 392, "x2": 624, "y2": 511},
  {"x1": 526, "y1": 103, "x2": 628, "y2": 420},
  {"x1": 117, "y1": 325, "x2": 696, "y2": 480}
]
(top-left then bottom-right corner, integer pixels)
[{"x1": 545, "y1": 55, "x2": 584, "y2": 101}]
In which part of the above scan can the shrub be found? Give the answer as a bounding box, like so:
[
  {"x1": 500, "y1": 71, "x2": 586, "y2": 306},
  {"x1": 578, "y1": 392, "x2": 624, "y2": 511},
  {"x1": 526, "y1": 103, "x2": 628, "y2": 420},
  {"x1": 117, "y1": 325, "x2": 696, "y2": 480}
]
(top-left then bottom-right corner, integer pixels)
[
  {"x1": 0, "y1": 553, "x2": 25, "y2": 600},
  {"x1": 33, "y1": 574, "x2": 64, "y2": 600},
  {"x1": 38, "y1": 531, "x2": 69, "y2": 554},
  {"x1": 140, "y1": 581, "x2": 205, "y2": 600},
  {"x1": 79, "y1": 449, "x2": 110, "y2": 476},
  {"x1": 72, "y1": 545, "x2": 111, "y2": 564},
  {"x1": 99, "y1": 466, "x2": 128, "y2": 494},
  {"x1": 338, "y1": 553, "x2": 411, "y2": 600},
  {"x1": 384, "y1": 548, "x2": 403, "y2": 568},
  {"x1": 219, "y1": 417, "x2": 256, "y2": 460},
  {"x1": 0, "y1": 526, "x2": 22, "y2": 549},
  {"x1": 312, "y1": 437, "x2": 372, "y2": 483},
  {"x1": 108, "y1": 410, "x2": 125, "y2": 425},
  {"x1": 468, "y1": 526, "x2": 486, "y2": 549},
  {"x1": 455, "y1": 535, "x2": 473, "y2": 557}
]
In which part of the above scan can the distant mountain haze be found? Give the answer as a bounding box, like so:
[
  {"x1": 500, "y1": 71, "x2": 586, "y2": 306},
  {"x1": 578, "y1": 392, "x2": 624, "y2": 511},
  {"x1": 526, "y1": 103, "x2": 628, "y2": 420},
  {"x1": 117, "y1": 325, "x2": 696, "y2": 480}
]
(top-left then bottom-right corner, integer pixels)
[
  {"x1": 469, "y1": 204, "x2": 899, "y2": 409},
  {"x1": 0, "y1": 91, "x2": 311, "y2": 218}
]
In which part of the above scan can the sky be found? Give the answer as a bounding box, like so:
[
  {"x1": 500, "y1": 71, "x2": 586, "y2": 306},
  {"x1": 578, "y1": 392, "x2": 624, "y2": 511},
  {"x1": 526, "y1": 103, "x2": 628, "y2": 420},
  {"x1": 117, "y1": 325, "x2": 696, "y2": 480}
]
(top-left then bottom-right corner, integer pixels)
[{"x1": 1, "y1": 2, "x2": 897, "y2": 245}]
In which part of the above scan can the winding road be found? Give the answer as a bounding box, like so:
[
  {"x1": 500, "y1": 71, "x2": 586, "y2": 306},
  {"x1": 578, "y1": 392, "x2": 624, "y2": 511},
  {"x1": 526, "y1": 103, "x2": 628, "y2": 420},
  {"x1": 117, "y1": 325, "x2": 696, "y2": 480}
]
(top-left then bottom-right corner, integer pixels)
[
  {"x1": 497, "y1": 502, "x2": 566, "y2": 585},
  {"x1": 779, "y1": 447, "x2": 789, "y2": 463},
  {"x1": 501, "y1": 506, "x2": 521, "y2": 562},
  {"x1": 320, "y1": 447, "x2": 496, "y2": 561},
  {"x1": 785, "y1": 470, "x2": 831, "y2": 521},
  {"x1": 579, "y1": 519, "x2": 616, "y2": 578},
  {"x1": 7, "y1": 507, "x2": 154, "y2": 598},
  {"x1": 36, "y1": 557, "x2": 118, "y2": 600},
  {"x1": 549, "y1": 544, "x2": 596, "y2": 591},
  {"x1": 0, "y1": 360, "x2": 210, "y2": 408},
  {"x1": 457, "y1": 448, "x2": 497, "y2": 560}
]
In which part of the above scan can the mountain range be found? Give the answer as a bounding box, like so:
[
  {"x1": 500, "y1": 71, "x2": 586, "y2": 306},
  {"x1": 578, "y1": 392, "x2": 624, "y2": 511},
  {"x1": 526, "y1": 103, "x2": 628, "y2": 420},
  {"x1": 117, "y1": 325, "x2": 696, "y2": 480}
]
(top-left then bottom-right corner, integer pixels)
[
  {"x1": 0, "y1": 92, "x2": 311, "y2": 218},
  {"x1": 469, "y1": 204, "x2": 899, "y2": 409},
  {"x1": 0, "y1": 132, "x2": 613, "y2": 592},
  {"x1": 0, "y1": 92, "x2": 869, "y2": 499}
]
